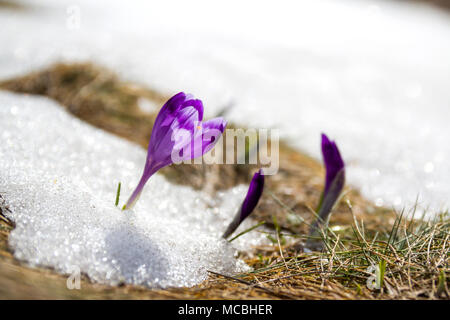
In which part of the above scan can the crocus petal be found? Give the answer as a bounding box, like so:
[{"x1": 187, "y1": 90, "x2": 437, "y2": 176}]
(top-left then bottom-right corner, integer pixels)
[
  {"x1": 151, "y1": 92, "x2": 187, "y2": 142},
  {"x1": 179, "y1": 117, "x2": 227, "y2": 161},
  {"x1": 316, "y1": 133, "x2": 345, "y2": 217},
  {"x1": 170, "y1": 107, "x2": 202, "y2": 161},
  {"x1": 177, "y1": 117, "x2": 227, "y2": 162},
  {"x1": 149, "y1": 105, "x2": 199, "y2": 161},
  {"x1": 180, "y1": 98, "x2": 204, "y2": 122},
  {"x1": 201, "y1": 117, "x2": 227, "y2": 154},
  {"x1": 222, "y1": 169, "x2": 265, "y2": 239},
  {"x1": 321, "y1": 133, "x2": 345, "y2": 193}
]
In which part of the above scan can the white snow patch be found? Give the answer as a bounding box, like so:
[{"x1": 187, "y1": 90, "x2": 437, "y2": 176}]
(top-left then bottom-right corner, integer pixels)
[{"x1": 0, "y1": 91, "x2": 268, "y2": 288}]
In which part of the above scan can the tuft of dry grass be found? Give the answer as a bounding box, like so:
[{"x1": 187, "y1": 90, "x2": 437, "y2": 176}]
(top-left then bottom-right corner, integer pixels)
[
  {"x1": 235, "y1": 206, "x2": 449, "y2": 300},
  {"x1": 0, "y1": 63, "x2": 448, "y2": 300}
]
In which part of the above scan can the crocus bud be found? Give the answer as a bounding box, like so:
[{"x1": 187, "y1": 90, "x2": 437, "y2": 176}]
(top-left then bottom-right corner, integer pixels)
[
  {"x1": 223, "y1": 169, "x2": 265, "y2": 239},
  {"x1": 308, "y1": 133, "x2": 345, "y2": 242}
]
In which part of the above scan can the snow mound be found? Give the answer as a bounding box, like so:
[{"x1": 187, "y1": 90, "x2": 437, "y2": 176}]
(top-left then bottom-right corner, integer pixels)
[{"x1": 0, "y1": 91, "x2": 267, "y2": 288}]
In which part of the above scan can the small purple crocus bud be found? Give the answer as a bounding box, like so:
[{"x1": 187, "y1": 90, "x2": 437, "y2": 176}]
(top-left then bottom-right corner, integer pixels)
[
  {"x1": 322, "y1": 133, "x2": 345, "y2": 197},
  {"x1": 123, "y1": 92, "x2": 227, "y2": 210},
  {"x1": 309, "y1": 133, "x2": 345, "y2": 237},
  {"x1": 222, "y1": 169, "x2": 265, "y2": 239}
]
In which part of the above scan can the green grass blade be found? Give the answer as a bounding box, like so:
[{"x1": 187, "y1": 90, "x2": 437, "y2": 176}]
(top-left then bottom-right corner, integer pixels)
[
  {"x1": 228, "y1": 221, "x2": 265, "y2": 243},
  {"x1": 115, "y1": 182, "x2": 121, "y2": 207}
]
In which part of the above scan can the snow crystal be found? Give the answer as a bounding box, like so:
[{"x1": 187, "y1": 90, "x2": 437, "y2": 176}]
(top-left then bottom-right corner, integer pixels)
[{"x1": 0, "y1": 91, "x2": 268, "y2": 288}]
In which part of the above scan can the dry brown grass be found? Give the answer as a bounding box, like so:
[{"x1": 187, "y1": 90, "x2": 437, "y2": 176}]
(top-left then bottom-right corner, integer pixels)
[{"x1": 0, "y1": 63, "x2": 448, "y2": 300}]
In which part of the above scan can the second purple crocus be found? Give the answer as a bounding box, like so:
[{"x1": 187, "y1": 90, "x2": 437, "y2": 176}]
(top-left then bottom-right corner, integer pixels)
[
  {"x1": 222, "y1": 169, "x2": 265, "y2": 239},
  {"x1": 309, "y1": 133, "x2": 345, "y2": 235},
  {"x1": 123, "y1": 92, "x2": 227, "y2": 210}
]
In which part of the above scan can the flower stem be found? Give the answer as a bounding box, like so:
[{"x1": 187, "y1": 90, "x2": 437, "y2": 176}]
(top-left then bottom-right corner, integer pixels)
[{"x1": 115, "y1": 182, "x2": 121, "y2": 207}]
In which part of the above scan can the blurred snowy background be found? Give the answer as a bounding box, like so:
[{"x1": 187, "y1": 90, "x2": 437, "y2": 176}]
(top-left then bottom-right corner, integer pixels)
[{"x1": 1, "y1": 0, "x2": 449, "y2": 215}]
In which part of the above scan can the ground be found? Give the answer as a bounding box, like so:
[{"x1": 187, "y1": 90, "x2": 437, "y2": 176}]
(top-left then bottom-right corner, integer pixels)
[{"x1": 0, "y1": 63, "x2": 448, "y2": 299}]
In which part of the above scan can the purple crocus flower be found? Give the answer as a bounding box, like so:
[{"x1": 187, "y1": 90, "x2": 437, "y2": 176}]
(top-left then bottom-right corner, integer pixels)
[
  {"x1": 222, "y1": 169, "x2": 265, "y2": 239},
  {"x1": 309, "y1": 133, "x2": 345, "y2": 235},
  {"x1": 123, "y1": 92, "x2": 227, "y2": 210},
  {"x1": 322, "y1": 133, "x2": 345, "y2": 196}
]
